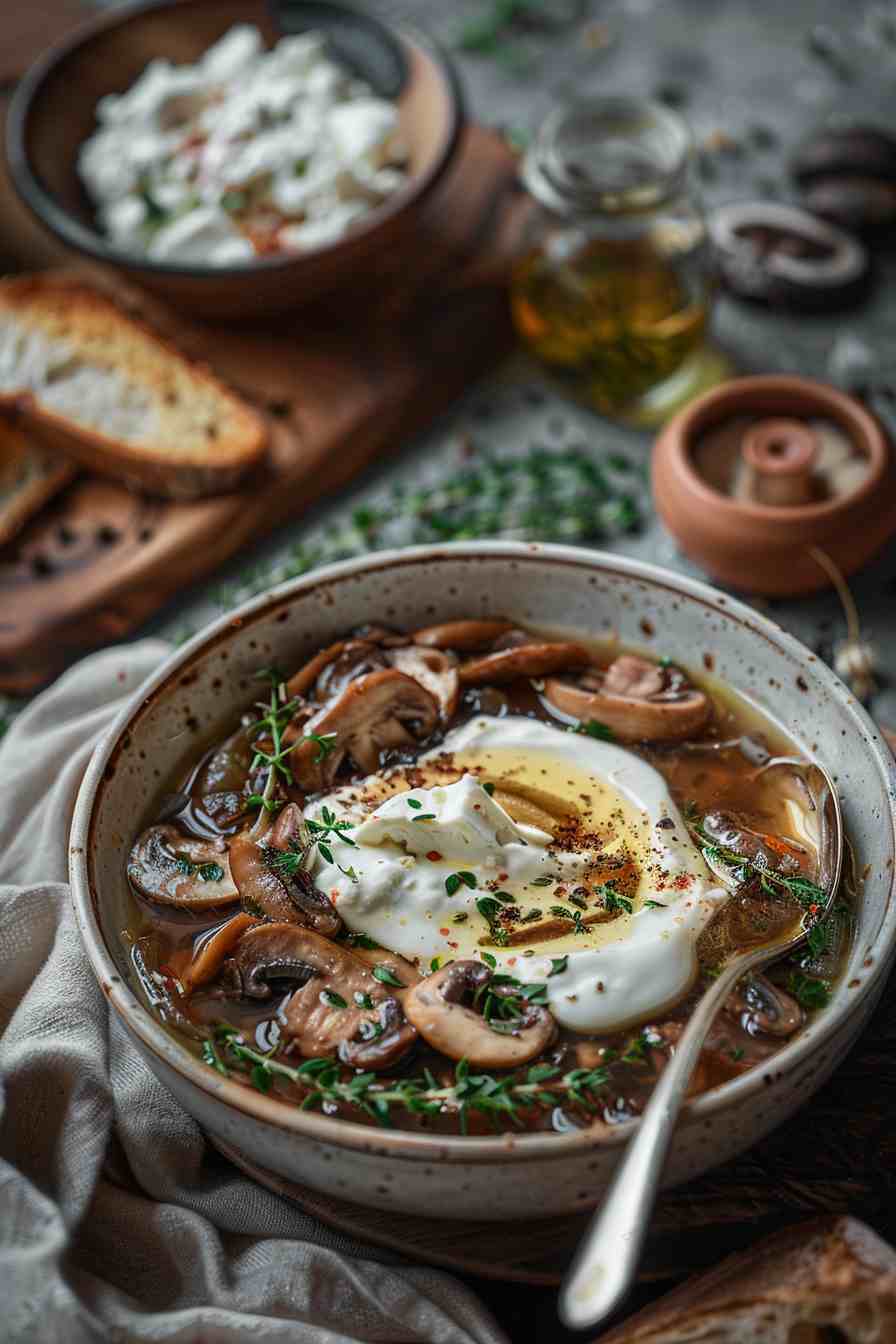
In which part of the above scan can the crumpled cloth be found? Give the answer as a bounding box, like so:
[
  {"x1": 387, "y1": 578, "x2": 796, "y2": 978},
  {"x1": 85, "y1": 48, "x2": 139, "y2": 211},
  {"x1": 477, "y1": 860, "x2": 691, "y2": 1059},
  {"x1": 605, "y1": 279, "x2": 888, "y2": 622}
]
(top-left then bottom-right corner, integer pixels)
[{"x1": 0, "y1": 641, "x2": 509, "y2": 1344}]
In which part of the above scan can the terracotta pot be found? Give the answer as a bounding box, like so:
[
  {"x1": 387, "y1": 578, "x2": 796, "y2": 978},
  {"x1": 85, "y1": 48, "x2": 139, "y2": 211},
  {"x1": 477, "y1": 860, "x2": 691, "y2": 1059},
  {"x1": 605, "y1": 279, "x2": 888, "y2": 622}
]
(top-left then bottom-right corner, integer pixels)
[
  {"x1": 6, "y1": 0, "x2": 463, "y2": 319},
  {"x1": 652, "y1": 375, "x2": 896, "y2": 596},
  {"x1": 69, "y1": 542, "x2": 896, "y2": 1220}
]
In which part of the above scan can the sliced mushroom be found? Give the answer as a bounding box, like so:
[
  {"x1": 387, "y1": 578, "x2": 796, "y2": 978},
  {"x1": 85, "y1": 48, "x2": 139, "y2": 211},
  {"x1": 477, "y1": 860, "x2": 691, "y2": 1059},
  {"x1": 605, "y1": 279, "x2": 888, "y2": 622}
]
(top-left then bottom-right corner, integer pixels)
[
  {"x1": 404, "y1": 961, "x2": 557, "y2": 1068},
  {"x1": 412, "y1": 619, "x2": 514, "y2": 651},
  {"x1": 181, "y1": 911, "x2": 260, "y2": 992},
  {"x1": 724, "y1": 972, "x2": 804, "y2": 1038},
  {"x1": 545, "y1": 654, "x2": 711, "y2": 742},
  {"x1": 127, "y1": 825, "x2": 238, "y2": 908},
  {"x1": 192, "y1": 726, "x2": 256, "y2": 832},
  {"x1": 231, "y1": 924, "x2": 417, "y2": 1067},
  {"x1": 338, "y1": 998, "x2": 417, "y2": 1069},
  {"x1": 285, "y1": 638, "x2": 389, "y2": 702},
  {"x1": 291, "y1": 669, "x2": 439, "y2": 791},
  {"x1": 458, "y1": 641, "x2": 591, "y2": 686},
  {"x1": 228, "y1": 826, "x2": 342, "y2": 937},
  {"x1": 386, "y1": 646, "x2": 459, "y2": 719}
]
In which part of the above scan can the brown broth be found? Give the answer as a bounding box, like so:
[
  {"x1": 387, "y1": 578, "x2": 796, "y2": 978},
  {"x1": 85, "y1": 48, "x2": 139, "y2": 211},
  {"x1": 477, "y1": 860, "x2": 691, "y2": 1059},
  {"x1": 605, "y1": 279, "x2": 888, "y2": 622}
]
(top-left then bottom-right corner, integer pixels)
[{"x1": 122, "y1": 629, "x2": 852, "y2": 1136}]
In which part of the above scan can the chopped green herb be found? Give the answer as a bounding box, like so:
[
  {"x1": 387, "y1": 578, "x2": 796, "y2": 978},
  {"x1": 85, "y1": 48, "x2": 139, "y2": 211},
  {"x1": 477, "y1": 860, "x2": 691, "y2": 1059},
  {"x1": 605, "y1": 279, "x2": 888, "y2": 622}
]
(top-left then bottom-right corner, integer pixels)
[
  {"x1": 320, "y1": 989, "x2": 347, "y2": 1009},
  {"x1": 372, "y1": 965, "x2": 404, "y2": 988},
  {"x1": 353, "y1": 991, "x2": 374, "y2": 1009},
  {"x1": 549, "y1": 956, "x2": 568, "y2": 976},
  {"x1": 603, "y1": 889, "x2": 634, "y2": 915},
  {"x1": 407, "y1": 798, "x2": 423, "y2": 810},
  {"x1": 531, "y1": 875, "x2": 554, "y2": 887},
  {"x1": 482, "y1": 782, "x2": 495, "y2": 796},
  {"x1": 412, "y1": 813, "x2": 437, "y2": 822},
  {"x1": 452, "y1": 911, "x2": 469, "y2": 924},
  {"x1": 198, "y1": 862, "x2": 224, "y2": 882},
  {"x1": 788, "y1": 971, "x2": 831, "y2": 1011},
  {"x1": 644, "y1": 900, "x2": 666, "y2": 910},
  {"x1": 480, "y1": 952, "x2": 497, "y2": 969},
  {"x1": 577, "y1": 719, "x2": 615, "y2": 742}
]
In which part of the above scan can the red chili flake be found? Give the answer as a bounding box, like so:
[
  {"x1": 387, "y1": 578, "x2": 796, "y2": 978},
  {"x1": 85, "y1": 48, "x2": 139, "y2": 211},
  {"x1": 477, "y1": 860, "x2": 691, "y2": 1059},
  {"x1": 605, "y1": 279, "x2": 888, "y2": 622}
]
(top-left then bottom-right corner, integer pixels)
[
  {"x1": 426, "y1": 850, "x2": 443, "y2": 862},
  {"x1": 448, "y1": 940, "x2": 459, "y2": 949},
  {"x1": 507, "y1": 957, "x2": 516, "y2": 966},
  {"x1": 672, "y1": 873, "x2": 693, "y2": 889},
  {"x1": 498, "y1": 872, "x2": 509, "y2": 882},
  {"x1": 809, "y1": 903, "x2": 819, "y2": 914},
  {"x1": 439, "y1": 927, "x2": 450, "y2": 936},
  {"x1": 330, "y1": 888, "x2": 339, "y2": 902}
]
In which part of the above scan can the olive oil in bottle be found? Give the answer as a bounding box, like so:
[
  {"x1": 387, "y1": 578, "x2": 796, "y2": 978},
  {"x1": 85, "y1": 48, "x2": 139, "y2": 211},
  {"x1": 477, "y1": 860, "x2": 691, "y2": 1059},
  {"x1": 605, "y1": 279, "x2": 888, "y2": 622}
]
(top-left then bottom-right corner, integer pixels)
[{"x1": 512, "y1": 98, "x2": 715, "y2": 421}]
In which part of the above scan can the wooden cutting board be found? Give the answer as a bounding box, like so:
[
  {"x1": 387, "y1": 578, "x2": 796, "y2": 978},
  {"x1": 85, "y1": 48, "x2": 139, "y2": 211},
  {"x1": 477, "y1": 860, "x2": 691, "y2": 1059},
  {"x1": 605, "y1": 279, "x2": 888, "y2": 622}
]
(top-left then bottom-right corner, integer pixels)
[{"x1": 0, "y1": 7, "x2": 530, "y2": 691}]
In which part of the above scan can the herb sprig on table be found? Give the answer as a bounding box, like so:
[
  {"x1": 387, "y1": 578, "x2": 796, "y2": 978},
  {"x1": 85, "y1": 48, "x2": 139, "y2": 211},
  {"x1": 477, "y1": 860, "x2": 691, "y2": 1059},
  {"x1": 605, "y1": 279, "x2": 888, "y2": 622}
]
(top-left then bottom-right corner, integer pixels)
[{"x1": 180, "y1": 444, "x2": 642, "y2": 643}]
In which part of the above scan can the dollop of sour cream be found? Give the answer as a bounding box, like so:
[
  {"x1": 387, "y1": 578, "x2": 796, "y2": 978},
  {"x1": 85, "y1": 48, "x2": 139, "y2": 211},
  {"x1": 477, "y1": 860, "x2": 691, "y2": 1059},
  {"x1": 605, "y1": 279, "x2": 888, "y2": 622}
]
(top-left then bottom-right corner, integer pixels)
[{"x1": 308, "y1": 717, "x2": 728, "y2": 1033}]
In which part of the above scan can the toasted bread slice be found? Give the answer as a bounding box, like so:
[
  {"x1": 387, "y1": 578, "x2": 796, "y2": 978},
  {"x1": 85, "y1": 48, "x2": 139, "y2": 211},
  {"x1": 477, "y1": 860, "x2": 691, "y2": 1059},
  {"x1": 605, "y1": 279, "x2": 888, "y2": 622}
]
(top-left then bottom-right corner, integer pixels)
[
  {"x1": 0, "y1": 277, "x2": 267, "y2": 498},
  {"x1": 599, "y1": 1217, "x2": 896, "y2": 1343},
  {"x1": 0, "y1": 412, "x2": 75, "y2": 546}
]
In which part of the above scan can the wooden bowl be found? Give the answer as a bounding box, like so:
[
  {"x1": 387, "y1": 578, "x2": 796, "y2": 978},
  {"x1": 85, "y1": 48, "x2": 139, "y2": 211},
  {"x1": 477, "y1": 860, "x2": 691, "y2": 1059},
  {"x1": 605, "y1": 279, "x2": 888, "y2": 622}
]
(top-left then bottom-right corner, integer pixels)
[
  {"x1": 652, "y1": 375, "x2": 896, "y2": 596},
  {"x1": 5, "y1": 0, "x2": 463, "y2": 319}
]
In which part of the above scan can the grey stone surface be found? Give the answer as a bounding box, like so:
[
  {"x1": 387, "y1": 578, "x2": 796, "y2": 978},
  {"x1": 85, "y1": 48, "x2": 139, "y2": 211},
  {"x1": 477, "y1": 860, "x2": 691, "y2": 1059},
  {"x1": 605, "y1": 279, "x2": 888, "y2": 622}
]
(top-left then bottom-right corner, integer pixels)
[{"x1": 139, "y1": 0, "x2": 896, "y2": 726}]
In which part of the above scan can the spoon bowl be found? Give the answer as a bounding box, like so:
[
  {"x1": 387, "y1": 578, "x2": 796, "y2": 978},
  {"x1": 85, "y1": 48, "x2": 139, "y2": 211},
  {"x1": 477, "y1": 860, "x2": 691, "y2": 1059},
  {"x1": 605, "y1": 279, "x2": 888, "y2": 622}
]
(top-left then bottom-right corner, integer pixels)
[{"x1": 560, "y1": 758, "x2": 843, "y2": 1332}]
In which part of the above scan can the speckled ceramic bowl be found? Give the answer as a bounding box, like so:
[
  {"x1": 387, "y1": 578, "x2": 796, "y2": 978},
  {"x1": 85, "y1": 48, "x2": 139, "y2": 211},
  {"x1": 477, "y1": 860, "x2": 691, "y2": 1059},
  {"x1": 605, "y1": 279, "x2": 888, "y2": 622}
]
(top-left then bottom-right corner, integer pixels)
[{"x1": 69, "y1": 543, "x2": 896, "y2": 1220}]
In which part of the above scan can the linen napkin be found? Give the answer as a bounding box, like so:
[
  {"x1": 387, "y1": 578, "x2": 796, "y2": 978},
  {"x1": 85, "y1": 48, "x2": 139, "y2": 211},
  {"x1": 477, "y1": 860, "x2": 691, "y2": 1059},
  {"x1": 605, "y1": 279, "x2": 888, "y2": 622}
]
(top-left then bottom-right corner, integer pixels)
[{"x1": 0, "y1": 640, "x2": 509, "y2": 1344}]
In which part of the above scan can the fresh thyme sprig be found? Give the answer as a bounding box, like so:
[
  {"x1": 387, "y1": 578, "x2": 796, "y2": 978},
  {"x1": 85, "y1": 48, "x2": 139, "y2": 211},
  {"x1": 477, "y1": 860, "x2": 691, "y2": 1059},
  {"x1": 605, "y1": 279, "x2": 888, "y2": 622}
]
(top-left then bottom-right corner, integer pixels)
[
  {"x1": 687, "y1": 817, "x2": 827, "y2": 910},
  {"x1": 266, "y1": 805, "x2": 358, "y2": 879},
  {"x1": 207, "y1": 1024, "x2": 609, "y2": 1131},
  {"x1": 246, "y1": 674, "x2": 337, "y2": 809}
]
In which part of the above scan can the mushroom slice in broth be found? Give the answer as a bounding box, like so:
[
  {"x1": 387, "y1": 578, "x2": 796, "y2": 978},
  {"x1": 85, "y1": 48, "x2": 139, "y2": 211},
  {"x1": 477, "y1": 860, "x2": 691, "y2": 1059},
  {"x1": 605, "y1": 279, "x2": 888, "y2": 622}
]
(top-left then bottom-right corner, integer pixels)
[
  {"x1": 128, "y1": 825, "x2": 237, "y2": 909},
  {"x1": 290, "y1": 668, "x2": 439, "y2": 790},
  {"x1": 545, "y1": 654, "x2": 711, "y2": 742},
  {"x1": 230, "y1": 924, "x2": 418, "y2": 1069},
  {"x1": 404, "y1": 962, "x2": 557, "y2": 1068},
  {"x1": 228, "y1": 809, "x2": 343, "y2": 938}
]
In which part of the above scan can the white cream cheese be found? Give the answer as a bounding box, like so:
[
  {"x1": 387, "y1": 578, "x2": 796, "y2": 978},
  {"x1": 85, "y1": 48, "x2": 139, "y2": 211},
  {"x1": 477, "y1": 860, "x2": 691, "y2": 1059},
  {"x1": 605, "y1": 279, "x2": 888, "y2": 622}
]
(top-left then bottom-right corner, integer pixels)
[
  {"x1": 308, "y1": 716, "x2": 728, "y2": 1034},
  {"x1": 78, "y1": 23, "x2": 408, "y2": 265}
]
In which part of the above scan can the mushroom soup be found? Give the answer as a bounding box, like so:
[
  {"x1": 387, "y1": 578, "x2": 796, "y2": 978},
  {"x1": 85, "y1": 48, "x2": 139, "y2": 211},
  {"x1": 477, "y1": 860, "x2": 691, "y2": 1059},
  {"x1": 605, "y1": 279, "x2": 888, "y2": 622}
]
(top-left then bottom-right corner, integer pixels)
[{"x1": 124, "y1": 621, "x2": 853, "y2": 1135}]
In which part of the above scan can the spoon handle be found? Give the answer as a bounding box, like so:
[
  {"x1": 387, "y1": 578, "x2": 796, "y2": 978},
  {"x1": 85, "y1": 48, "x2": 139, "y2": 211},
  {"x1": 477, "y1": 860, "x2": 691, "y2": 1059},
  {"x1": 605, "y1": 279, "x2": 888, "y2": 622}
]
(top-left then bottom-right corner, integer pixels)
[{"x1": 559, "y1": 959, "x2": 743, "y2": 1332}]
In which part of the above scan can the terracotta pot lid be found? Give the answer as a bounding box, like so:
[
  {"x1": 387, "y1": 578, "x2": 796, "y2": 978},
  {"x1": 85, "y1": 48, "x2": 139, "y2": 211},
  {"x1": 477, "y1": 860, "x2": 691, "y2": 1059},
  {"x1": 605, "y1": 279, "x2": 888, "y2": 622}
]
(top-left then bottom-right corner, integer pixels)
[{"x1": 652, "y1": 375, "x2": 896, "y2": 597}]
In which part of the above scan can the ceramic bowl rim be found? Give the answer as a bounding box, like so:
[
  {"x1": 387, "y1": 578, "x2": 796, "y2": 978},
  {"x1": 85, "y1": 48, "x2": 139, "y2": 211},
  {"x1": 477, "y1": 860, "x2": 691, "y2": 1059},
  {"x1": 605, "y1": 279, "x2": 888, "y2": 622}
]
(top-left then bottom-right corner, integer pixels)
[
  {"x1": 6, "y1": 0, "x2": 465, "y2": 279},
  {"x1": 69, "y1": 541, "x2": 896, "y2": 1164}
]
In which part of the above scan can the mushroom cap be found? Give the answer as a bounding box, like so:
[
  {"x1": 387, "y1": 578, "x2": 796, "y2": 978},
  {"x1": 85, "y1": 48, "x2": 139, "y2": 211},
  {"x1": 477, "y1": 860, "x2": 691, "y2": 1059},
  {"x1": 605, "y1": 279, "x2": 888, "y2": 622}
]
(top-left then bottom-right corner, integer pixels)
[
  {"x1": 387, "y1": 645, "x2": 459, "y2": 720},
  {"x1": 228, "y1": 825, "x2": 342, "y2": 937},
  {"x1": 545, "y1": 654, "x2": 711, "y2": 743},
  {"x1": 231, "y1": 923, "x2": 418, "y2": 1068},
  {"x1": 127, "y1": 825, "x2": 238, "y2": 908},
  {"x1": 458, "y1": 641, "x2": 591, "y2": 686},
  {"x1": 412, "y1": 619, "x2": 514, "y2": 652},
  {"x1": 724, "y1": 972, "x2": 804, "y2": 1038},
  {"x1": 291, "y1": 668, "x2": 439, "y2": 791},
  {"x1": 403, "y1": 961, "x2": 557, "y2": 1068}
]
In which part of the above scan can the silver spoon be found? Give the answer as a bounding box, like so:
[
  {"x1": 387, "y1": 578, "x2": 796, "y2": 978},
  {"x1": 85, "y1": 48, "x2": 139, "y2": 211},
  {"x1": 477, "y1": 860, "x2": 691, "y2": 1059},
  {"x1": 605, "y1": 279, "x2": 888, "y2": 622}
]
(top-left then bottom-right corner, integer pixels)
[{"x1": 559, "y1": 759, "x2": 843, "y2": 1333}]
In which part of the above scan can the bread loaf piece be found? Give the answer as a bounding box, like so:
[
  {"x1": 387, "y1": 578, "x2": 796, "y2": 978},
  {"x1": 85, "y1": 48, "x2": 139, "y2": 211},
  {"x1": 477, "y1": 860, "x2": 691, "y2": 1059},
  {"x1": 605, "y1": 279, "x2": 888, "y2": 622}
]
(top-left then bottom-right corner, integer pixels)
[
  {"x1": 599, "y1": 1217, "x2": 896, "y2": 1343},
  {"x1": 0, "y1": 277, "x2": 267, "y2": 498},
  {"x1": 0, "y1": 412, "x2": 75, "y2": 545}
]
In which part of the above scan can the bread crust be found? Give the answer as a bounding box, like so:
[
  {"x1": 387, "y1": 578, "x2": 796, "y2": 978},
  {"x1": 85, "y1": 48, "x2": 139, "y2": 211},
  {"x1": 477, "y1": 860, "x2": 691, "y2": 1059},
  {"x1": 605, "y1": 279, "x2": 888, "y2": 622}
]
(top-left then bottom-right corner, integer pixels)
[
  {"x1": 598, "y1": 1217, "x2": 896, "y2": 1343},
  {"x1": 0, "y1": 276, "x2": 268, "y2": 498},
  {"x1": 0, "y1": 412, "x2": 75, "y2": 545}
]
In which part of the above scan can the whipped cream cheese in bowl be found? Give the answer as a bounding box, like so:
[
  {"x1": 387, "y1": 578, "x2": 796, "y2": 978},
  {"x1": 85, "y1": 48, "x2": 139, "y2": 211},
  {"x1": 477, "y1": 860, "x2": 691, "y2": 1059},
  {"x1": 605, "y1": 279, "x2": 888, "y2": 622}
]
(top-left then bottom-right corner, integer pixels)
[
  {"x1": 70, "y1": 543, "x2": 896, "y2": 1220},
  {"x1": 8, "y1": 0, "x2": 464, "y2": 316}
]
